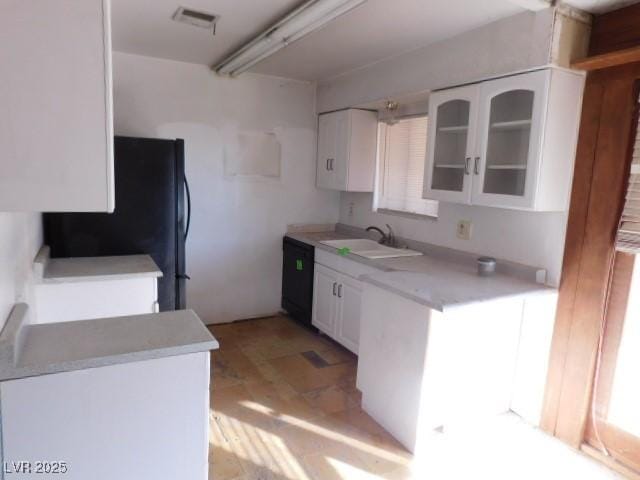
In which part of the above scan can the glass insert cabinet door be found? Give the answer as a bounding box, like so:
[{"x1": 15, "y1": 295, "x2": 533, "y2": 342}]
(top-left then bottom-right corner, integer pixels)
[
  {"x1": 472, "y1": 70, "x2": 548, "y2": 208},
  {"x1": 423, "y1": 84, "x2": 479, "y2": 203}
]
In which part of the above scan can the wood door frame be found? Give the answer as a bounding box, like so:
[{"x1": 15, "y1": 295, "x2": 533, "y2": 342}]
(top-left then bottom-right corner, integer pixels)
[
  {"x1": 541, "y1": 5, "x2": 640, "y2": 449},
  {"x1": 589, "y1": 253, "x2": 635, "y2": 423},
  {"x1": 583, "y1": 251, "x2": 640, "y2": 471},
  {"x1": 540, "y1": 61, "x2": 640, "y2": 447}
]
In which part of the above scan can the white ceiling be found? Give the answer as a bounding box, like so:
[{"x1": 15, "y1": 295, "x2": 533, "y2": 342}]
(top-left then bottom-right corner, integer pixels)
[
  {"x1": 250, "y1": 0, "x2": 526, "y2": 80},
  {"x1": 111, "y1": 0, "x2": 639, "y2": 82},
  {"x1": 111, "y1": 0, "x2": 302, "y2": 66}
]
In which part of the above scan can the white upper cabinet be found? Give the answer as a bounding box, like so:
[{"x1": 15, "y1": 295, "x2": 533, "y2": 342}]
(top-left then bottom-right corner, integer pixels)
[
  {"x1": 472, "y1": 71, "x2": 547, "y2": 209},
  {"x1": 316, "y1": 109, "x2": 378, "y2": 192},
  {"x1": 423, "y1": 85, "x2": 479, "y2": 204},
  {"x1": 423, "y1": 69, "x2": 584, "y2": 211},
  {"x1": 0, "y1": 0, "x2": 114, "y2": 212}
]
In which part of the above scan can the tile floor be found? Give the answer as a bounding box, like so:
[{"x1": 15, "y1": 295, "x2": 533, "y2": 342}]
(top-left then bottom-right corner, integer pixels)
[
  {"x1": 208, "y1": 315, "x2": 412, "y2": 480},
  {"x1": 207, "y1": 315, "x2": 622, "y2": 480}
]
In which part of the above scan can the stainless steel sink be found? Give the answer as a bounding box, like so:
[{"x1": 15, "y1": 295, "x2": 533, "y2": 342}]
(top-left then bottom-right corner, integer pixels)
[{"x1": 319, "y1": 239, "x2": 423, "y2": 259}]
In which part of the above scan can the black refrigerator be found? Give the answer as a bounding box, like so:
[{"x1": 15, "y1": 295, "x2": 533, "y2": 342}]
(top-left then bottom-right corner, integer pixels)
[{"x1": 44, "y1": 136, "x2": 191, "y2": 311}]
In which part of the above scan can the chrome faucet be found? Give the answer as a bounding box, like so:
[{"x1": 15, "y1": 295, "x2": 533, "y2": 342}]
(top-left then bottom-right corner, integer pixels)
[
  {"x1": 366, "y1": 224, "x2": 398, "y2": 247},
  {"x1": 385, "y1": 224, "x2": 397, "y2": 247}
]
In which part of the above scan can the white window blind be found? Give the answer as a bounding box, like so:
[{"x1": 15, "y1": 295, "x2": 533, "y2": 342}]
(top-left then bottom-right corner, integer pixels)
[
  {"x1": 617, "y1": 111, "x2": 640, "y2": 253},
  {"x1": 377, "y1": 116, "x2": 438, "y2": 217}
]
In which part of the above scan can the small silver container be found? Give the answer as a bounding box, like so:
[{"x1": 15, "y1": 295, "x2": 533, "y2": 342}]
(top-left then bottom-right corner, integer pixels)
[{"x1": 477, "y1": 257, "x2": 496, "y2": 276}]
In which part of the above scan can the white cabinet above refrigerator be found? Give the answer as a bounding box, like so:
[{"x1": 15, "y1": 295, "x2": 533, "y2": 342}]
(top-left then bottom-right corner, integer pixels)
[{"x1": 0, "y1": 0, "x2": 114, "y2": 212}]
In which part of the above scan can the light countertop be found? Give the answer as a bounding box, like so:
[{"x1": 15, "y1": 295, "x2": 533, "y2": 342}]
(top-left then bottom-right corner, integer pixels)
[
  {"x1": 286, "y1": 230, "x2": 554, "y2": 311},
  {"x1": 35, "y1": 246, "x2": 162, "y2": 284},
  {"x1": 0, "y1": 304, "x2": 218, "y2": 382}
]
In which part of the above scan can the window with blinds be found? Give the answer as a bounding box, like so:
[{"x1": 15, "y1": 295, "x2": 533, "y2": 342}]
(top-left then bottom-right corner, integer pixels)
[
  {"x1": 376, "y1": 116, "x2": 438, "y2": 217},
  {"x1": 616, "y1": 113, "x2": 640, "y2": 253}
]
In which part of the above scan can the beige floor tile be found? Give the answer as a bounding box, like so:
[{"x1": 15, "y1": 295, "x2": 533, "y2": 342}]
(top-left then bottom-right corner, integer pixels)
[
  {"x1": 344, "y1": 387, "x2": 363, "y2": 405},
  {"x1": 270, "y1": 355, "x2": 355, "y2": 394},
  {"x1": 213, "y1": 374, "x2": 245, "y2": 390},
  {"x1": 260, "y1": 394, "x2": 326, "y2": 426},
  {"x1": 243, "y1": 380, "x2": 321, "y2": 423},
  {"x1": 329, "y1": 407, "x2": 388, "y2": 438},
  {"x1": 231, "y1": 363, "x2": 266, "y2": 385},
  {"x1": 209, "y1": 445, "x2": 244, "y2": 480},
  {"x1": 270, "y1": 379, "x2": 299, "y2": 400},
  {"x1": 209, "y1": 315, "x2": 413, "y2": 480},
  {"x1": 276, "y1": 421, "x2": 331, "y2": 456},
  {"x1": 256, "y1": 341, "x2": 308, "y2": 361},
  {"x1": 269, "y1": 353, "x2": 317, "y2": 378},
  {"x1": 244, "y1": 380, "x2": 283, "y2": 404},
  {"x1": 316, "y1": 345, "x2": 356, "y2": 366},
  {"x1": 302, "y1": 451, "x2": 376, "y2": 480},
  {"x1": 284, "y1": 394, "x2": 327, "y2": 420},
  {"x1": 210, "y1": 411, "x2": 231, "y2": 446},
  {"x1": 253, "y1": 362, "x2": 287, "y2": 384},
  {"x1": 302, "y1": 385, "x2": 358, "y2": 415},
  {"x1": 215, "y1": 404, "x2": 286, "y2": 443},
  {"x1": 273, "y1": 323, "x2": 309, "y2": 340},
  {"x1": 228, "y1": 427, "x2": 312, "y2": 480},
  {"x1": 212, "y1": 384, "x2": 254, "y2": 411},
  {"x1": 285, "y1": 365, "x2": 355, "y2": 394},
  {"x1": 238, "y1": 345, "x2": 269, "y2": 366}
]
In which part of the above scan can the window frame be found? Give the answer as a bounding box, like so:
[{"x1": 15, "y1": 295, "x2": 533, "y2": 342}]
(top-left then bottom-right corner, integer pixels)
[{"x1": 373, "y1": 114, "x2": 438, "y2": 219}]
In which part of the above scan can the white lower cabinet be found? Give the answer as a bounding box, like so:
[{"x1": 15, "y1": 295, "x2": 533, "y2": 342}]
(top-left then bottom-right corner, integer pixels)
[
  {"x1": 312, "y1": 263, "x2": 362, "y2": 354},
  {"x1": 356, "y1": 282, "x2": 557, "y2": 453},
  {"x1": 312, "y1": 264, "x2": 338, "y2": 335},
  {"x1": 335, "y1": 275, "x2": 362, "y2": 353},
  {"x1": 0, "y1": 353, "x2": 210, "y2": 480}
]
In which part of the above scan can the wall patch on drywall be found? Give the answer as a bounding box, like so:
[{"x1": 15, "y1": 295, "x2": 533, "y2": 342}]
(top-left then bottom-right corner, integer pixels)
[{"x1": 224, "y1": 132, "x2": 281, "y2": 180}]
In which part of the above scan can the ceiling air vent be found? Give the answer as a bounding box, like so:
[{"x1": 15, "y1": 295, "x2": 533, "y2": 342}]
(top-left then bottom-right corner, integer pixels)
[{"x1": 172, "y1": 7, "x2": 219, "y2": 31}]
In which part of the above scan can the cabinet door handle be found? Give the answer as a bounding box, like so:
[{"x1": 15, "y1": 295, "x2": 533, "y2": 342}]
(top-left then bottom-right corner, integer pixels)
[
  {"x1": 332, "y1": 282, "x2": 337, "y2": 296},
  {"x1": 337, "y1": 284, "x2": 342, "y2": 298},
  {"x1": 326, "y1": 158, "x2": 330, "y2": 171},
  {"x1": 464, "y1": 157, "x2": 471, "y2": 175},
  {"x1": 329, "y1": 158, "x2": 335, "y2": 171},
  {"x1": 474, "y1": 156, "x2": 481, "y2": 175}
]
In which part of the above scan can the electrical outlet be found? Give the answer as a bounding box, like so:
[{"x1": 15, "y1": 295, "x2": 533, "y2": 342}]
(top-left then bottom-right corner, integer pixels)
[{"x1": 456, "y1": 220, "x2": 472, "y2": 240}]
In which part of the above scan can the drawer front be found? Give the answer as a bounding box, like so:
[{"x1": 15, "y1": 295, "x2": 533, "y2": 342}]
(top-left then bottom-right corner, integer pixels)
[{"x1": 315, "y1": 249, "x2": 381, "y2": 280}]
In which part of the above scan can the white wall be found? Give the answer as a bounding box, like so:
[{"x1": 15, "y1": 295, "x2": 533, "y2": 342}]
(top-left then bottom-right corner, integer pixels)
[
  {"x1": 112, "y1": 52, "x2": 340, "y2": 324},
  {"x1": 0, "y1": 213, "x2": 42, "y2": 329},
  {"x1": 317, "y1": 9, "x2": 556, "y2": 113},
  {"x1": 341, "y1": 193, "x2": 567, "y2": 286}
]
